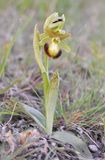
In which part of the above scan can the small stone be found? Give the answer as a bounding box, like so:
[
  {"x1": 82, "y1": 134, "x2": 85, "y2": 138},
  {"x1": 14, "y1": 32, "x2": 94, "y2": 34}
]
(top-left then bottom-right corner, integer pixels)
[
  {"x1": 89, "y1": 144, "x2": 98, "y2": 152},
  {"x1": 51, "y1": 142, "x2": 56, "y2": 147}
]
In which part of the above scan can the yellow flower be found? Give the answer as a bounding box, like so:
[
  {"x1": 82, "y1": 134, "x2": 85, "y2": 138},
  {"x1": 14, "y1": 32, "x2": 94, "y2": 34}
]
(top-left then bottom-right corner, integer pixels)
[
  {"x1": 39, "y1": 12, "x2": 71, "y2": 59},
  {"x1": 44, "y1": 12, "x2": 69, "y2": 40}
]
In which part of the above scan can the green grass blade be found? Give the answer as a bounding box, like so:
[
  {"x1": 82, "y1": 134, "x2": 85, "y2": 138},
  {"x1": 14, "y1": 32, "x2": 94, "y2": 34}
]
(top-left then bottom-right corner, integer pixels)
[{"x1": 0, "y1": 43, "x2": 12, "y2": 77}]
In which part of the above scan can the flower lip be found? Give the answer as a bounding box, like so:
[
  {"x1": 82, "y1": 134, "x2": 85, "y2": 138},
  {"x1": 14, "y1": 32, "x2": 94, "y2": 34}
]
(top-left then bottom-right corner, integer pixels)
[{"x1": 44, "y1": 42, "x2": 62, "y2": 59}]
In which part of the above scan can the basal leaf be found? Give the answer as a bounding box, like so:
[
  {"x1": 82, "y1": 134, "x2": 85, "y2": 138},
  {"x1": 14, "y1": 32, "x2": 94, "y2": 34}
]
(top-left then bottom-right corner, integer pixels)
[
  {"x1": 52, "y1": 131, "x2": 93, "y2": 160},
  {"x1": 20, "y1": 103, "x2": 46, "y2": 130}
]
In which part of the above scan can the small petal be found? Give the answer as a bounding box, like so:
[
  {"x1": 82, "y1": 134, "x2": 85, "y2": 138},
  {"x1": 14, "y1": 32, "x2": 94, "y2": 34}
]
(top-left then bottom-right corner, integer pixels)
[{"x1": 59, "y1": 41, "x2": 71, "y2": 53}]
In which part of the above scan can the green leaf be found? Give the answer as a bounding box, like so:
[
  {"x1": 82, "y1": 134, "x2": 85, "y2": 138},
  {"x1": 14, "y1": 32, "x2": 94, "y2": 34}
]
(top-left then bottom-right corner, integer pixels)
[
  {"x1": 42, "y1": 71, "x2": 50, "y2": 100},
  {"x1": 33, "y1": 25, "x2": 46, "y2": 73},
  {"x1": 20, "y1": 103, "x2": 46, "y2": 130},
  {"x1": 45, "y1": 72, "x2": 59, "y2": 134},
  {"x1": 52, "y1": 131, "x2": 93, "y2": 160}
]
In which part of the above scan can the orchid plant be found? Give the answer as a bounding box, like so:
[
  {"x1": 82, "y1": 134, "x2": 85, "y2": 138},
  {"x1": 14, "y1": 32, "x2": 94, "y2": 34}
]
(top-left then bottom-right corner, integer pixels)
[
  {"x1": 4, "y1": 13, "x2": 92, "y2": 159},
  {"x1": 9, "y1": 13, "x2": 92, "y2": 159},
  {"x1": 33, "y1": 12, "x2": 70, "y2": 134}
]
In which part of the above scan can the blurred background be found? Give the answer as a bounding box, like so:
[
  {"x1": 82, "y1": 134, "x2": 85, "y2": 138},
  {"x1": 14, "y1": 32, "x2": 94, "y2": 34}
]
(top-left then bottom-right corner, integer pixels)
[{"x1": 0, "y1": 0, "x2": 105, "y2": 81}]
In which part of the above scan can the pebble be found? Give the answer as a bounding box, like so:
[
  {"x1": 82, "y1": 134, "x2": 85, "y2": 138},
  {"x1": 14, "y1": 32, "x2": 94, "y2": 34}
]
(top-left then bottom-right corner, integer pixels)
[{"x1": 89, "y1": 144, "x2": 98, "y2": 152}]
